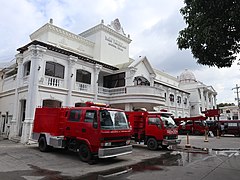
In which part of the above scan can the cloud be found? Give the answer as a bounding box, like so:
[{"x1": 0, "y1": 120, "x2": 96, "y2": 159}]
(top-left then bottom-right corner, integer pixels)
[{"x1": 0, "y1": 0, "x2": 239, "y2": 104}]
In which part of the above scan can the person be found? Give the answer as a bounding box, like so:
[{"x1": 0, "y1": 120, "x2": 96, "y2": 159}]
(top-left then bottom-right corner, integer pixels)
[{"x1": 220, "y1": 123, "x2": 225, "y2": 136}]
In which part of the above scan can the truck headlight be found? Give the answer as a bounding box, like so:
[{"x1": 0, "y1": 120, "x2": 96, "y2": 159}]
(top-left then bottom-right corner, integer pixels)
[
  {"x1": 126, "y1": 140, "x2": 131, "y2": 145},
  {"x1": 101, "y1": 142, "x2": 111, "y2": 147}
]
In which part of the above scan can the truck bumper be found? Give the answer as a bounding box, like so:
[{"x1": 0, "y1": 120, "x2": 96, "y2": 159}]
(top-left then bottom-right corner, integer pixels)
[
  {"x1": 162, "y1": 139, "x2": 181, "y2": 146},
  {"x1": 98, "y1": 145, "x2": 132, "y2": 158}
]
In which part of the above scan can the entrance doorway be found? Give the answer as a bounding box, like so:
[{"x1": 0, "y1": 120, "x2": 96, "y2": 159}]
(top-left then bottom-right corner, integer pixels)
[
  {"x1": 1, "y1": 112, "x2": 11, "y2": 137},
  {"x1": 18, "y1": 100, "x2": 26, "y2": 137}
]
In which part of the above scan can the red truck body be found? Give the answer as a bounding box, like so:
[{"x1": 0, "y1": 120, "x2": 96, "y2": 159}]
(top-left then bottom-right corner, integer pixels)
[
  {"x1": 174, "y1": 116, "x2": 208, "y2": 135},
  {"x1": 32, "y1": 103, "x2": 132, "y2": 162},
  {"x1": 125, "y1": 111, "x2": 181, "y2": 150}
]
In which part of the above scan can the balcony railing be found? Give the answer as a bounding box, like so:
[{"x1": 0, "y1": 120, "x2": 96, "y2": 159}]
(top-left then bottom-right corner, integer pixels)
[
  {"x1": 98, "y1": 87, "x2": 126, "y2": 95},
  {"x1": 75, "y1": 82, "x2": 91, "y2": 92},
  {"x1": 45, "y1": 76, "x2": 64, "y2": 88}
]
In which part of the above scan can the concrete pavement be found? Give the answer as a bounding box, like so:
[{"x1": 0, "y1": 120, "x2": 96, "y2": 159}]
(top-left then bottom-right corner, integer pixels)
[{"x1": 0, "y1": 135, "x2": 240, "y2": 179}]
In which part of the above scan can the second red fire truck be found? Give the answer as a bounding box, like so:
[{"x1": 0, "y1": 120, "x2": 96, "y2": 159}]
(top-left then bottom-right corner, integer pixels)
[
  {"x1": 32, "y1": 102, "x2": 132, "y2": 162},
  {"x1": 126, "y1": 110, "x2": 181, "y2": 150}
]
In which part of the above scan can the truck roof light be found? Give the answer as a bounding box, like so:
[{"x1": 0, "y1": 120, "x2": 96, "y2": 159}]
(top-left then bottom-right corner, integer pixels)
[{"x1": 85, "y1": 101, "x2": 109, "y2": 107}]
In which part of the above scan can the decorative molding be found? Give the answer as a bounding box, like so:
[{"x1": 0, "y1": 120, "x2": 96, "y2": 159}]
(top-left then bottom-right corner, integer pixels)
[
  {"x1": 80, "y1": 23, "x2": 132, "y2": 44},
  {"x1": 30, "y1": 23, "x2": 95, "y2": 48}
]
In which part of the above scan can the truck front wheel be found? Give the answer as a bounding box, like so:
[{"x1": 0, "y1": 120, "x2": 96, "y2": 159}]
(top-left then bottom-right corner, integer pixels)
[
  {"x1": 147, "y1": 138, "x2": 158, "y2": 150},
  {"x1": 78, "y1": 144, "x2": 92, "y2": 162}
]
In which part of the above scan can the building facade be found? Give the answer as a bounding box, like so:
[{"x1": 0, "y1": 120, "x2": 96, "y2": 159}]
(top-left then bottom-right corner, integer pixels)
[
  {"x1": 219, "y1": 106, "x2": 239, "y2": 120},
  {"x1": 178, "y1": 69, "x2": 217, "y2": 117},
  {"x1": 0, "y1": 19, "x2": 216, "y2": 143}
]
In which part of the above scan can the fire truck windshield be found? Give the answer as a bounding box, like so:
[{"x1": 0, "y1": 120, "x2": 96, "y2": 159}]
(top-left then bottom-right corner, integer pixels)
[
  {"x1": 161, "y1": 114, "x2": 177, "y2": 128},
  {"x1": 100, "y1": 110, "x2": 129, "y2": 130}
]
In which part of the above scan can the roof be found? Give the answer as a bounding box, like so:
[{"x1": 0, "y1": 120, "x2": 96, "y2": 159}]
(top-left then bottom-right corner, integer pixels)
[{"x1": 17, "y1": 40, "x2": 119, "y2": 71}]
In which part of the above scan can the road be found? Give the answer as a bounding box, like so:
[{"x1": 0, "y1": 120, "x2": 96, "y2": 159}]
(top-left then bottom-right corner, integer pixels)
[{"x1": 0, "y1": 135, "x2": 240, "y2": 179}]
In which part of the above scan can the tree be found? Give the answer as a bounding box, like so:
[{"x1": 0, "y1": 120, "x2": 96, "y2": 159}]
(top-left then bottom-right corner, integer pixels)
[
  {"x1": 217, "y1": 103, "x2": 235, "y2": 108},
  {"x1": 177, "y1": 0, "x2": 240, "y2": 68}
]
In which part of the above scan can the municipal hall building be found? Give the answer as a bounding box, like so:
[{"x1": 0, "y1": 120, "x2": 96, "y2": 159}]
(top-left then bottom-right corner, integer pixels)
[{"x1": 0, "y1": 19, "x2": 217, "y2": 143}]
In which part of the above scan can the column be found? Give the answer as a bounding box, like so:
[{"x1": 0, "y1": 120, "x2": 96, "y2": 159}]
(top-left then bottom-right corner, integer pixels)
[
  {"x1": 124, "y1": 103, "x2": 133, "y2": 111},
  {"x1": 21, "y1": 45, "x2": 46, "y2": 143},
  {"x1": 66, "y1": 55, "x2": 77, "y2": 106},
  {"x1": 94, "y1": 64, "x2": 102, "y2": 101},
  {"x1": 9, "y1": 54, "x2": 24, "y2": 138},
  {"x1": 149, "y1": 73, "x2": 156, "y2": 86},
  {"x1": 126, "y1": 67, "x2": 137, "y2": 86},
  {"x1": 206, "y1": 91, "x2": 209, "y2": 110},
  {"x1": 200, "y1": 88, "x2": 205, "y2": 113}
]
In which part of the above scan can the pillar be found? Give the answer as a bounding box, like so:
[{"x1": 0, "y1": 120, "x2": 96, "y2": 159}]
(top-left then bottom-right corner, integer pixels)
[
  {"x1": 21, "y1": 45, "x2": 46, "y2": 143},
  {"x1": 94, "y1": 64, "x2": 102, "y2": 101},
  {"x1": 66, "y1": 55, "x2": 77, "y2": 106},
  {"x1": 9, "y1": 53, "x2": 24, "y2": 139}
]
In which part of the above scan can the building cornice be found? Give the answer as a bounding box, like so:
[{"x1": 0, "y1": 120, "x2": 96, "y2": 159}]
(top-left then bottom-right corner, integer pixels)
[
  {"x1": 17, "y1": 40, "x2": 119, "y2": 71},
  {"x1": 30, "y1": 23, "x2": 95, "y2": 48},
  {"x1": 80, "y1": 23, "x2": 132, "y2": 44}
]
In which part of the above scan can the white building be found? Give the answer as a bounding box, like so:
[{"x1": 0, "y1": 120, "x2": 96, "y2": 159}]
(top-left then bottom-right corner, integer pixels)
[
  {"x1": 178, "y1": 69, "x2": 217, "y2": 117},
  {"x1": 0, "y1": 19, "x2": 216, "y2": 143},
  {"x1": 219, "y1": 105, "x2": 239, "y2": 120}
]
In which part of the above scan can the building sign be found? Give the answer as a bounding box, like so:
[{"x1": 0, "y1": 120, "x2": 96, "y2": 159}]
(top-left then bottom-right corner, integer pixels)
[{"x1": 105, "y1": 36, "x2": 126, "y2": 52}]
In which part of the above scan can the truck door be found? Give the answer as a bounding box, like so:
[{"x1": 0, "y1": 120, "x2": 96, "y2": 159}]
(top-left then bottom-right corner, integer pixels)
[
  {"x1": 80, "y1": 110, "x2": 99, "y2": 153},
  {"x1": 145, "y1": 115, "x2": 163, "y2": 141},
  {"x1": 65, "y1": 109, "x2": 82, "y2": 137}
]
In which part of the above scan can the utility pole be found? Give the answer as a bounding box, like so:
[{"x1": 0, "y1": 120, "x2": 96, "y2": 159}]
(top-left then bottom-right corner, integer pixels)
[{"x1": 232, "y1": 84, "x2": 240, "y2": 119}]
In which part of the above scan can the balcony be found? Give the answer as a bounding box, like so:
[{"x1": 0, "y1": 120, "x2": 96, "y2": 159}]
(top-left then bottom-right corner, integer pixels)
[{"x1": 98, "y1": 85, "x2": 165, "y2": 108}]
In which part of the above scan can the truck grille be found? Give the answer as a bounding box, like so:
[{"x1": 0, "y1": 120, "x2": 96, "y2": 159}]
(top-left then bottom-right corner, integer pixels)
[
  {"x1": 101, "y1": 136, "x2": 130, "y2": 141},
  {"x1": 164, "y1": 135, "x2": 177, "y2": 140}
]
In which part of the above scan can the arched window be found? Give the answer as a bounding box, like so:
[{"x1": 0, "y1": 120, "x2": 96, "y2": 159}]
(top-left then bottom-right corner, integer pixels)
[
  {"x1": 177, "y1": 96, "x2": 181, "y2": 104},
  {"x1": 184, "y1": 97, "x2": 188, "y2": 105},
  {"x1": 23, "y1": 61, "x2": 31, "y2": 76},
  {"x1": 169, "y1": 94, "x2": 174, "y2": 102},
  {"x1": 76, "y1": 69, "x2": 91, "y2": 84},
  {"x1": 45, "y1": 62, "x2": 65, "y2": 79},
  {"x1": 134, "y1": 76, "x2": 150, "y2": 86}
]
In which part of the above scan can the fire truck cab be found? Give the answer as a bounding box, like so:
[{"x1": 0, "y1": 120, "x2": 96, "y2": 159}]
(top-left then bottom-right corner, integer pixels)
[{"x1": 32, "y1": 102, "x2": 132, "y2": 162}]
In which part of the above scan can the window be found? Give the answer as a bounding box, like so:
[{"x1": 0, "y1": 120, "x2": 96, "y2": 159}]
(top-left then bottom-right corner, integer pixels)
[
  {"x1": 85, "y1": 110, "x2": 97, "y2": 123},
  {"x1": 169, "y1": 94, "x2": 174, "y2": 102},
  {"x1": 177, "y1": 96, "x2": 181, "y2": 104},
  {"x1": 24, "y1": 61, "x2": 31, "y2": 76},
  {"x1": 184, "y1": 98, "x2": 187, "y2": 105},
  {"x1": 45, "y1": 62, "x2": 64, "y2": 79},
  {"x1": 76, "y1": 69, "x2": 91, "y2": 84},
  {"x1": 148, "y1": 117, "x2": 161, "y2": 125},
  {"x1": 186, "y1": 121, "x2": 193, "y2": 125},
  {"x1": 104, "y1": 72, "x2": 125, "y2": 88},
  {"x1": 133, "y1": 76, "x2": 150, "y2": 86},
  {"x1": 68, "y1": 110, "x2": 82, "y2": 122}
]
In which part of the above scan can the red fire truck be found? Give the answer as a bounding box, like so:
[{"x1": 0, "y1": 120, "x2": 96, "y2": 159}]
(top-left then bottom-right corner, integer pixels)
[
  {"x1": 125, "y1": 110, "x2": 181, "y2": 150},
  {"x1": 174, "y1": 116, "x2": 208, "y2": 135},
  {"x1": 32, "y1": 102, "x2": 132, "y2": 162}
]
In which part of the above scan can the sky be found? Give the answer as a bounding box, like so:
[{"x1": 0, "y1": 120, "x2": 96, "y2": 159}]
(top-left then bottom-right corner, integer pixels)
[{"x1": 0, "y1": 0, "x2": 239, "y2": 104}]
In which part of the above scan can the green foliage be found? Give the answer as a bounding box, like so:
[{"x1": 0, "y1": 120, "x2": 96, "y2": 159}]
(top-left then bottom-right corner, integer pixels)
[
  {"x1": 177, "y1": 0, "x2": 240, "y2": 68},
  {"x1": 217, "y1": 103, "x2": 235, "y2": 108}
]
